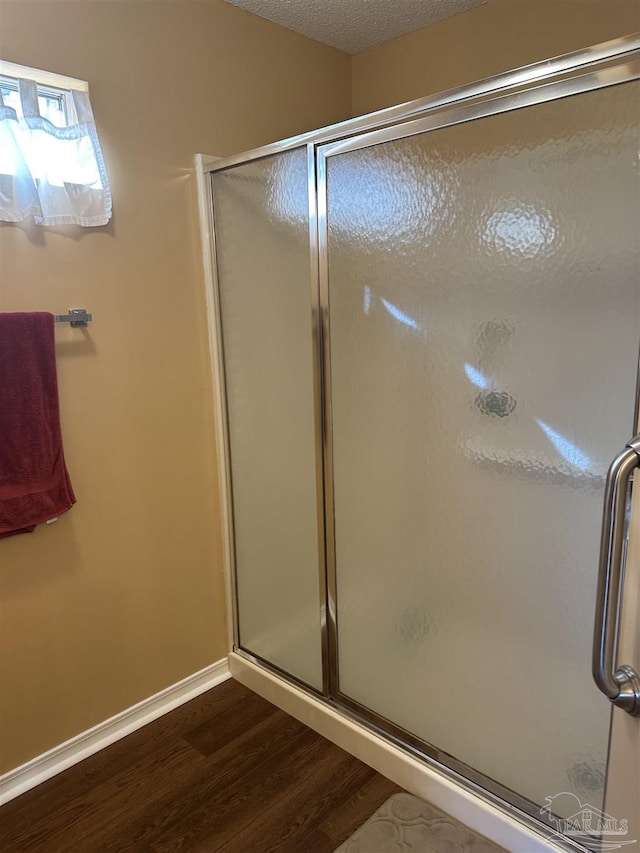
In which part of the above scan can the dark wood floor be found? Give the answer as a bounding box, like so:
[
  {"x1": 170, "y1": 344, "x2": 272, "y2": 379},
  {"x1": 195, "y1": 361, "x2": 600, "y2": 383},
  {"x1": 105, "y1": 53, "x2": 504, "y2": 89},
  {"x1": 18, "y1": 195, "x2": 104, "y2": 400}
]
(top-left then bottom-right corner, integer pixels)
[{"x1": 0, "y1": 678, "x2": 402, "y2": 852}]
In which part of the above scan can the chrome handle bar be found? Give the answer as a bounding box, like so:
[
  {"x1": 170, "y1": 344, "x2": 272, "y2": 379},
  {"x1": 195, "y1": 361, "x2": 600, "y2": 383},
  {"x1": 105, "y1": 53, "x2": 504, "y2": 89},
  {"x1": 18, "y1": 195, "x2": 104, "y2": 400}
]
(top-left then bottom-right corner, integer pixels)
[{"x1": 592, "y1": 435, "x2": 640, "y2": 716}]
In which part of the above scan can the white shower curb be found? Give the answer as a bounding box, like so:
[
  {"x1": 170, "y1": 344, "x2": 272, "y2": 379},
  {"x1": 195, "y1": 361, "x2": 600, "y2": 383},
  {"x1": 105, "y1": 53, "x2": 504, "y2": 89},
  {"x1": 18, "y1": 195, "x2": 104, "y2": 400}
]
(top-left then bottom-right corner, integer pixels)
[{"x1": 230, "y1": 652, "x2": 571, "y2": 853}]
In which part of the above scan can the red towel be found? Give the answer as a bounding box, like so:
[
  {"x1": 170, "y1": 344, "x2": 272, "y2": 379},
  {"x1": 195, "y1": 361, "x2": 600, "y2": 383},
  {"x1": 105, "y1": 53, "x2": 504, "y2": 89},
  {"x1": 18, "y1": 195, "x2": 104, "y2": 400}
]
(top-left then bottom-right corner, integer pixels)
[{"x1": 0, "y1": 312, "x2": 76, "y2": 537}]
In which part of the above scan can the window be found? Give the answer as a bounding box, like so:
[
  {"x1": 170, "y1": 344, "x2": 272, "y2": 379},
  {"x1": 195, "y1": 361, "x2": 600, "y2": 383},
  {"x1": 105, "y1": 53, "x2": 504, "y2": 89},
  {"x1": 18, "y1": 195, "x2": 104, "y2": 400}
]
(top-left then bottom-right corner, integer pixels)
[
  {"x1": 0, "y1": 60, "x2": 111, "y2": 227},
  {"x1": 0, "y1": 77, "x2": 71, "y2": 127}
]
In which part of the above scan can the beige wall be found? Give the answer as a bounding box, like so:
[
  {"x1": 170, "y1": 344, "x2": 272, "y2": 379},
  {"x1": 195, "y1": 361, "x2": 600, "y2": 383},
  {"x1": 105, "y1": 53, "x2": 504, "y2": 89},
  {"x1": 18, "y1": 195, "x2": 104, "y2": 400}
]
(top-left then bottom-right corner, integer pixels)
[
  {"x1": 0, "y1": 0, "x2": 351, "y2": 773},
  {"x1": 352, "y1": 0, "x2": 640, "y2": 114}
]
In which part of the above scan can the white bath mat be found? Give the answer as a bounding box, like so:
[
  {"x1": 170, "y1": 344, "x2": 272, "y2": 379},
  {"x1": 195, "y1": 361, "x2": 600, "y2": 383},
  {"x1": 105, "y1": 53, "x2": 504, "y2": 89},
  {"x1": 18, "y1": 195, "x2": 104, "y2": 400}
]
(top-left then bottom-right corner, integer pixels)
[{"x1": 334, "y1": 792, "x2": 507, "y2": 852}]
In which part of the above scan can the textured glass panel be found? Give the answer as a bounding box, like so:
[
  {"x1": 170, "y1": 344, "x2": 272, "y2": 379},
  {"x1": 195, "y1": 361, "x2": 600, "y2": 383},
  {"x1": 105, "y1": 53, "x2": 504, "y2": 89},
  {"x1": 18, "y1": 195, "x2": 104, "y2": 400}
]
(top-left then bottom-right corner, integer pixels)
[
  {"x1": 213, "y1": 148, "x2": 322, "y2": 689},
  {"x1": 327, "y1": 82, "x2": 640, "y2": 815}
]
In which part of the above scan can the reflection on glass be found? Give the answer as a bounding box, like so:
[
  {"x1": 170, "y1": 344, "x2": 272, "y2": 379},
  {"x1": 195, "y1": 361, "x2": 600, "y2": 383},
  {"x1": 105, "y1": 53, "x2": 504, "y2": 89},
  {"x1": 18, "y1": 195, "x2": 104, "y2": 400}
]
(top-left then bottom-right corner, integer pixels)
[
  {"x1": 363, "y1": 285, "x2": 372, "y2": 314},
  {"x1": 328, "y1": 151, "x2": 452, "y2": 245},
  {"x1": 482, "y1": 202, "x2": 558, "y2": 258},
  {"x1": 266, "y1": 153, "x2": 309, "y2": 225},
  {"x1": 464, "y1": 363, "x2": 491, "y2": 389},
  {"x1": 363, "y1": 284, "x2": 421, "y2": 329},
  {"x1": 536, "y1": 419, "x2": 593, "y2": 472},
  {"x1": 380, "y1": 297, "x2": 420, "y2": 329}
]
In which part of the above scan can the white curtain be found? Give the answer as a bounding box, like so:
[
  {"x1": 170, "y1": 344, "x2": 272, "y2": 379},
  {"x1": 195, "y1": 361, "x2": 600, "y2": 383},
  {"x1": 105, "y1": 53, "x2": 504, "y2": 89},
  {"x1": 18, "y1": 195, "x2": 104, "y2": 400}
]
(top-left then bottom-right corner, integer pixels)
[{"x1": 0, "y1": 78, "x2": 111, "y2": 227}]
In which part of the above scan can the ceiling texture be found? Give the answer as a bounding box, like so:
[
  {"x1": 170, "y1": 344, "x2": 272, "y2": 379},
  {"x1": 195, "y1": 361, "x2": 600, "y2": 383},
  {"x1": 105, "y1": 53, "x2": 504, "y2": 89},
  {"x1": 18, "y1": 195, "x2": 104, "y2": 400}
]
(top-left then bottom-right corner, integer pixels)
[{"x1": 224, "y1": 0, "x2": 490, "y2": 54}]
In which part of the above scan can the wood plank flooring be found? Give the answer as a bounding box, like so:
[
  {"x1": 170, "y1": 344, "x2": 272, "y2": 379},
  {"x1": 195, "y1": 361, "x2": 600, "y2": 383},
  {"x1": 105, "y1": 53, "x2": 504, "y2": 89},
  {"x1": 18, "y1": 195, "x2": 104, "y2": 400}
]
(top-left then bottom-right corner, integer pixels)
[{"x1": 0, "y1": 678, "x2": 402, "y2": 852}]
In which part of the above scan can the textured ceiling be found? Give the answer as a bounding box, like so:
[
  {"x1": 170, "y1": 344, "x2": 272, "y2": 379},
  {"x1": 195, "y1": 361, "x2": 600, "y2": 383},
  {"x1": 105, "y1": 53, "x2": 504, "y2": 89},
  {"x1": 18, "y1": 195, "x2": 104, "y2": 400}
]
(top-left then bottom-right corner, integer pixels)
[{"x1": 225, "y1": 0, "x2": 489, "y2": 54}]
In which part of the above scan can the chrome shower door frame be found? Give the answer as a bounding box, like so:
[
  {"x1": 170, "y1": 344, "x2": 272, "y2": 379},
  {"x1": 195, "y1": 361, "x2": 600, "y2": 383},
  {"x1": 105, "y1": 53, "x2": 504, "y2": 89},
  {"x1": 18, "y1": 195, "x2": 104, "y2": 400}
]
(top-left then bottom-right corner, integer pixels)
[
  {"x1": 199, "y1": 33, "x2": 640, "y2": 853},
  {"x1": 316, "y1": 52, "x2": 640, "y2": 848}
]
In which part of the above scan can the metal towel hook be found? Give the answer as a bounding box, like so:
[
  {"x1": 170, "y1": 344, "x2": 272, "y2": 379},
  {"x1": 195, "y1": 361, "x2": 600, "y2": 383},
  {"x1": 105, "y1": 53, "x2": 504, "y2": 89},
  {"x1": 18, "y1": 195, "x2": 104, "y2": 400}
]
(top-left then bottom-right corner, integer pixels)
[{"x1": 54, "y1": 309, "x2": 92, "y2": 327}]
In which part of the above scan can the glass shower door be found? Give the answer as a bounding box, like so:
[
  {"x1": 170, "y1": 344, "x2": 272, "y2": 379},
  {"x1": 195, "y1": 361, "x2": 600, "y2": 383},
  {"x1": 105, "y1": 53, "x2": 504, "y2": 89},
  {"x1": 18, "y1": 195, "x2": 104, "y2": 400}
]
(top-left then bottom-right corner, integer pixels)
[
  {"x1": 212, "y1": 147, "x2": 324, "y2": 691},
  {"x1": 320, "y1": 73, "x2": 640, "y2": 826}
]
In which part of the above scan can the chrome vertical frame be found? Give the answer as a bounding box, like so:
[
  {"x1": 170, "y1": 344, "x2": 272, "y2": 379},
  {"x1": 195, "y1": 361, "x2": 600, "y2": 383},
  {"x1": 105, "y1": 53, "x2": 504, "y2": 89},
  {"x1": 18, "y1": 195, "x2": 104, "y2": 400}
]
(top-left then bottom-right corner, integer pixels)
[
  {"x1": 307, "y1": 142, "x2": 331, "y2": 696},
  {"x1": 197, "y1": 164, "x2": 241, "y2": 652},
  {"x1": 315, "y1": 149, "x2": 339, "y2": 696}
]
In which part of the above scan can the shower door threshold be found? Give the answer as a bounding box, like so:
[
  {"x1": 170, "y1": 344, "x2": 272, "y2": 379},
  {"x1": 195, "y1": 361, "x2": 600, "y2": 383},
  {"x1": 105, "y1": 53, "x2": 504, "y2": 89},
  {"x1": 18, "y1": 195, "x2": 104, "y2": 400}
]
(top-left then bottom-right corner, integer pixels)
[{"x1": 229, "y1": 651, "x2": 591, "y2": 853}]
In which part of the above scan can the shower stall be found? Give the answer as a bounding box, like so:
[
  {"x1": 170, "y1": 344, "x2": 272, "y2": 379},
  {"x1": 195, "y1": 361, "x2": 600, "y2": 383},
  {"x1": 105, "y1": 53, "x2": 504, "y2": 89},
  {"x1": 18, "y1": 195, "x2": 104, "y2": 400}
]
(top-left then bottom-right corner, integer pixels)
[{"x1": 198, "y1": 35, "x2": 640, "y2": 852}]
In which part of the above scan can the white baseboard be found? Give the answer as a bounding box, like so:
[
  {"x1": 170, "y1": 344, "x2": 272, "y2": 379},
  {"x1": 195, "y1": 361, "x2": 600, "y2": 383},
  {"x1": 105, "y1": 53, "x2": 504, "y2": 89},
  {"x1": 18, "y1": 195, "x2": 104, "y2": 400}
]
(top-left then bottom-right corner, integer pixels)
[
  {"x1": 230, "y1": 652, "x2": 569, "y2": 853},
  {"x1": 0, "y1": 658, "x2": 230, "y2": 806}
]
